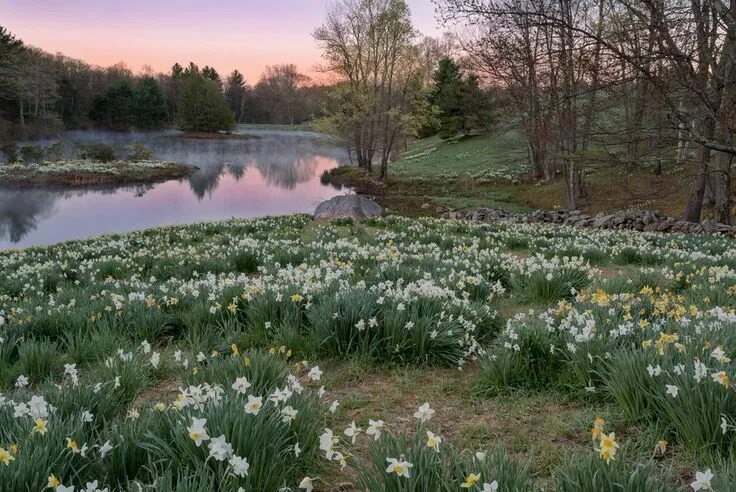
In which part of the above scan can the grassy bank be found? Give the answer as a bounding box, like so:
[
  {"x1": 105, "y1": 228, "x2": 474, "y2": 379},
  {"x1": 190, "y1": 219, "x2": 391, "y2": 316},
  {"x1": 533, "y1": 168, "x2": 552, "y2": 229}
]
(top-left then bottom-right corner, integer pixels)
[
  {"x1": 179, "y1": 131, "x2": 259, "y2": 140},
  {"x1": 1, "y1": 214, "x2": 735, "y2": 490},
  {"x1": 0, "y1": 159, "x2": 196, "y2": 187},
  {"x1": 325, "y1": 130, "x2": 712, "y2": 217},
  {"x1": 237, "y1": 123, "x2": 315, "y2": 132}
]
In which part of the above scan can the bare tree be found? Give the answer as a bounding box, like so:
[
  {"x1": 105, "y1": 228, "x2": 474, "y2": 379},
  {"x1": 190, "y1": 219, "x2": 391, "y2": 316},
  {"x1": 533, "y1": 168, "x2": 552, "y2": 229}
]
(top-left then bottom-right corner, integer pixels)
[
  {"x1": 437, "y1": 0, "x2": 736, "y2": 221},
  {"x1": 255, "y1": 64, "x2": 310, "y2": 125}
]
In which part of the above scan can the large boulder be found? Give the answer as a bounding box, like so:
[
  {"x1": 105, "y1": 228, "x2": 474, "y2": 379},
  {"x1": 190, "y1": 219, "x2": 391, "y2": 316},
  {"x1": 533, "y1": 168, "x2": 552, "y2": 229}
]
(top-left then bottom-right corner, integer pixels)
[{"x1": 314, "y1": 195, "x2": 383, "y2": 220}]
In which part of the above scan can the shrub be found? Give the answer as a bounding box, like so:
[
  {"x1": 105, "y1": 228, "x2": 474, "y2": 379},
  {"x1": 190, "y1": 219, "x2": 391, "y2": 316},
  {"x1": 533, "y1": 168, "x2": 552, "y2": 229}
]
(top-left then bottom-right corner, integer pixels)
[
  {"x1": 125, "y1": 143, "x2": 154, "y2": 161},
  {"x1": 0, "y1": 140, "x2": 18, "y2": 163},
  {"x1": 78, "y1": 143, "x2": 116, "y2": 162},
  {"x1": 19, "y1": 145, "x2": 44, "y2": 163}
]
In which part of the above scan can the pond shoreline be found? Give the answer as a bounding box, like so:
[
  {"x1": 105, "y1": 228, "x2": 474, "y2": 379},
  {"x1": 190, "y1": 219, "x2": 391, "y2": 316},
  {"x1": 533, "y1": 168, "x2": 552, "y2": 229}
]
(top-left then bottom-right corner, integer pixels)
[
  {"x1": 0, "y1": 129, "x2": 350, "y2": 250},
  {"x1": 178, "y1": 131, "x2": 260, "y2": 140},
  {"x1": 0, "y1": 160, "x2": 197, "y2": 189}
]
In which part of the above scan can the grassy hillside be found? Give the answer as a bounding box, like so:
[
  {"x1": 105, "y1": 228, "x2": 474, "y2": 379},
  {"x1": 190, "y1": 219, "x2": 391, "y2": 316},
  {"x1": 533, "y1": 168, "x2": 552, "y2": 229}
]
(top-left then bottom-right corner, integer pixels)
[
  {"x1": 1, "y1": 214, "x2": 735, "y2": 490},
  {"x1": 327, "y1": 129, "x2": 725, "y2": 218}
]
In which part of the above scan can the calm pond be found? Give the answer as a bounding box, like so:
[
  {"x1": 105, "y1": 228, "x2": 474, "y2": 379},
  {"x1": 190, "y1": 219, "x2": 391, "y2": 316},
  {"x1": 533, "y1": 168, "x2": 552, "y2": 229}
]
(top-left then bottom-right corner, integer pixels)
[{"x1": 0, "y1": 128, "x2": 350, "y2": 250}]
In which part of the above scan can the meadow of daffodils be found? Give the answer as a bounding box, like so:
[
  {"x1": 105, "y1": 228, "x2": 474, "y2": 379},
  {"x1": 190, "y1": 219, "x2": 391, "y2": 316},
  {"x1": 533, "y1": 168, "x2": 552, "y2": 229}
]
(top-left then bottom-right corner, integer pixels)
[{"x1": 0, "y1": 214, "x2": 735, "y2": 491}]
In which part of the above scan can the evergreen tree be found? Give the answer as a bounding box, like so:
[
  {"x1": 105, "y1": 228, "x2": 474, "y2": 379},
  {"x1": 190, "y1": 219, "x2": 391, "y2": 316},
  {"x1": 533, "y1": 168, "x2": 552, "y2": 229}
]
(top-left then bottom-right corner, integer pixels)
[
  {"x1": 178, "y1": 76, "x2": 235, "y2": 132},
  {"x1": 0, "y1": 26, "x2": 24, "y2": 139},
  {"x1": 171, "y1": 63, "x2": 183, "y2": 78},
  {"x1": 132, "y1": 76, "x2": 168, "y2": 129},
  {"x1": 224, "y1": 70, "x2": 247, "y2": 122},
  {"x1": 430, "y1": 57, "x2": 492, "y2": 138},
  {"x1": 202, "y1": 65, "x2": 222, "y2": 90},
  {"x1": 89, "y1": 80, "x2": 134, "y2": 130},
  {"x1": 430, "y1": 58, "x2": 464, "y2": 138},
  {"x1": 183, "y1": 62, "x2": 200, "y2": 78}
]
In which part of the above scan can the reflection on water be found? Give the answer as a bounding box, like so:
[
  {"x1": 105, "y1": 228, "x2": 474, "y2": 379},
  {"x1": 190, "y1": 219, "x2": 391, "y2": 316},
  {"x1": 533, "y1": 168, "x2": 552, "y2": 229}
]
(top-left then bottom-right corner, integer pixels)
[{"x1": 0, "y1": 129, "x2": 349, "y2": 250}]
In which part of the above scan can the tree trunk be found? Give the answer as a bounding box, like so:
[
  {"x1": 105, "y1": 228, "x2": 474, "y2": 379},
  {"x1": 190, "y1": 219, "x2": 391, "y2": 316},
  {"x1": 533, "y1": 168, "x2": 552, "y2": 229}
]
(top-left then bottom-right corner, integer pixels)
[
  {"x1": 18, "y1": 98, "x2": 25, "y2": 129},
  {"x1": 712, "y1": 7, "x2": 736, "y2": 224},
  {"x1": 712, "y1": 146, "x2": 733, "y2": 224},
  {"x1": 682, "y1": 136, "x2": 713, "y2": 223}
]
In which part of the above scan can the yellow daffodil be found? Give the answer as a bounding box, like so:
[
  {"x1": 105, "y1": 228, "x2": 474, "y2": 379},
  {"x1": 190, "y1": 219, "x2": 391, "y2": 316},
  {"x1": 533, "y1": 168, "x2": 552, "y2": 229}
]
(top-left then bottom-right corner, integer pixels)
[
  {"x1": 461, "y1": 472, "x2": 481, "y2": 488},
  {"x1": 47, "y1": 474, "x2": 60, "y2": 488},
  {"x1": 591, "y1": 417, "x2": 605, "y2": 440},
  {"x1": 0, "y1": 447, "x2": 14, "y2": 465},
  {"x1": 32, "y1": 418, "x2": 48, "y2": 436},
  {"x1": 597, "y1": 432, "x2": 620, "y2": 464}
]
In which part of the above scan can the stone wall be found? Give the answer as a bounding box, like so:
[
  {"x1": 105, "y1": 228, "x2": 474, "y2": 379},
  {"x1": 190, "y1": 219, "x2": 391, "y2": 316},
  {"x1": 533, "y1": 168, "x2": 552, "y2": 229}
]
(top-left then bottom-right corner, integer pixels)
[{"x1": 441, "y1": 208, "x2": 735, "y2": 236}]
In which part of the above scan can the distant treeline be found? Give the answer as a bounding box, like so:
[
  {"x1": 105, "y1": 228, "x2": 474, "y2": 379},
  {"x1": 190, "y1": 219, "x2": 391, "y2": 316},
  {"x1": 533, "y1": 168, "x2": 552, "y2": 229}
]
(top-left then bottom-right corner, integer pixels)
[{"x1": 0, "y1": 26, "x2": 329, "y2": 138}]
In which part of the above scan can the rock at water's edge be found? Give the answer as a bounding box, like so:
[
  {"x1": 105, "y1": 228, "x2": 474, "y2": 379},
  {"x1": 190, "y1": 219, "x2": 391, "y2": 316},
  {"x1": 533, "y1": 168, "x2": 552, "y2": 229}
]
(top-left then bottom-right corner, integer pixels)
[{"x1": 314, "y1": 195, "x2": 383, "y2": 220}]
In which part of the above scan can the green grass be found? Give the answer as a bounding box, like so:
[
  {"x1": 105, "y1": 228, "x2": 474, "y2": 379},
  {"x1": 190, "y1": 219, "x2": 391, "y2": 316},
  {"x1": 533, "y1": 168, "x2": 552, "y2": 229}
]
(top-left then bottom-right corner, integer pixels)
[
  {"x1": 237, "y1": 122, "x2": 314, "y2": 131},
  {"x1": 392, "y1": 130, "x2": 529, "y2": 180},
  {"x1": 328, "y1": 127, "x2": 720, "y2": 218}
]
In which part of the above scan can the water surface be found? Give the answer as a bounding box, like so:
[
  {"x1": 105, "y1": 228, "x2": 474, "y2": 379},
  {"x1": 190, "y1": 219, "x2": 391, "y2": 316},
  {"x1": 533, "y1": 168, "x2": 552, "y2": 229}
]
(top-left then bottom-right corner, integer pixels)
[{"x1": 0, "y1": 129, "x2": 349, "y2": 250}]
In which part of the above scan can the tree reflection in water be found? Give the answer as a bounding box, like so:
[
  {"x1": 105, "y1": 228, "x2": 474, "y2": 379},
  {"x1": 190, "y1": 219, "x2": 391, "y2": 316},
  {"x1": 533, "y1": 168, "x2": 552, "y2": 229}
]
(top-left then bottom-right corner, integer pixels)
[{"x1": 0, "y1": 129, "x2": 349, "y2": 249}]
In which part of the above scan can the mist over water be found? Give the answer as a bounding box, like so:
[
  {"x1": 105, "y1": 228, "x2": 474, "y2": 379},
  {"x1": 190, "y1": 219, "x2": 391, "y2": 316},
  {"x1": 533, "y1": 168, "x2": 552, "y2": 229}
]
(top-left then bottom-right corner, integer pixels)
[{"x1": 0, "y1": 129, "x2": 350, "y2": 250}]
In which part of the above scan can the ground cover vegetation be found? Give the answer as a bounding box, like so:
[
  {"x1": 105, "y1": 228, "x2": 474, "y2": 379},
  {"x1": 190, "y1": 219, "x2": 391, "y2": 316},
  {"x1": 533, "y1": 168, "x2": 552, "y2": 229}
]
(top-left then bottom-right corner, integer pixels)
[
  {"x1": 0, "y1": 159, "x2": 193, "y2": 187},
  {"x1": 0, "y1": 141, "x2": 194, "y2": 187},
  {"x1": 0, "y1": 214, "x2": 735, "y2": 490}
]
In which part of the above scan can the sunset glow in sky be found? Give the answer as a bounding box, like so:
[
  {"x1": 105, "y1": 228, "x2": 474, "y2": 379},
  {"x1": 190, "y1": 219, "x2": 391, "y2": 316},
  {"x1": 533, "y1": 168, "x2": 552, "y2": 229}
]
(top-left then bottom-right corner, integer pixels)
[{"x1": 1, "y1": 0, "x2": 442, "y2": 82}]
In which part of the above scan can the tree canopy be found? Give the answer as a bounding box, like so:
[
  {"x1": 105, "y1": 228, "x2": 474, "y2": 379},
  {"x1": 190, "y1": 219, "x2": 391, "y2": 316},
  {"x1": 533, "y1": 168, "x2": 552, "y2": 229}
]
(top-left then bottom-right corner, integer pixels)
[{"x1": 178, "y1": 75, "x2": 235, "y2": 133}]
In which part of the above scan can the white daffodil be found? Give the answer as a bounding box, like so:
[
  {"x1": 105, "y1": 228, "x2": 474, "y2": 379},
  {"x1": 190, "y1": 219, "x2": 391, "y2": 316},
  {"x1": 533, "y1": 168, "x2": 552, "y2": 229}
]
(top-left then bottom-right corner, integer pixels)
[
  {"x1": 208, "y1": 435, "x2": 233, "y2": 461},
  {"x1": 187, "y1": 417, "x2": 209, "y2": 446},
  {"x1": 665, "y1": 384, "x2": 679, "y2": 398},
  {"x1": 483, "y1": 481, "x2": 499, "y2": 492},
  {"x1": 231, "y1": 377, "x2": 251, "y2": 394},
  {"x1": 385, "y1": 457, "x2": 412, "y2": 478},
  {"x1": 299, "y1": 476, "x2": 314, "y2": 491},
  {"x1": 366, "y1": 419, "x2": 384, "y2": 441},
  {"x1": 329, "y1": 400, "x2": 339, "y2": 414},
  {"x1": 426, "y1": 431, "x2": 441, "y2": 452},
  {"x1": 413, "y1": 402, "x2": 435, "y2": 423},
  {"x1": 229, "y1": 455, "x2": 250, "y2": 477},
  {"x1": 690, "y1": 469, "x2": 713, "y2": 490},
  {"x1": 308, "y1": 366, "x2": 322, "y2": 381},
  {"x1": 244, "y1": 395, "x2": 263, "y2": 415},
  {"x1": 343, "y1": 421, "x2": 362, "y2": 443},
  {"x1": 281, "y1": 405, "x2": 298, "y2": 424}
]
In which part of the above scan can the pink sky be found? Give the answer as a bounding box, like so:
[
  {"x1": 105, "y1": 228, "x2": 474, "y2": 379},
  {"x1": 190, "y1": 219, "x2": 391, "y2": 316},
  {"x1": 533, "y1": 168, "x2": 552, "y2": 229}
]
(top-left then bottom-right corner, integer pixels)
[{"x1": 1, "y1": 0, "x2": 442, "y2": 83}]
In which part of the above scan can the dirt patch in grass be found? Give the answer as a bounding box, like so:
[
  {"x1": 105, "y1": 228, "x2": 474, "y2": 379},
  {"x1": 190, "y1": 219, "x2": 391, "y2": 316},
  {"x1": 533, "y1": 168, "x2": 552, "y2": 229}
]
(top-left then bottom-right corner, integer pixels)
[
  {"x1": 318, "y1": 362, "x2": 608, "y2": 489},
  {"x1": 133, "y1": 378, "x2": 181, "y2": 407}
]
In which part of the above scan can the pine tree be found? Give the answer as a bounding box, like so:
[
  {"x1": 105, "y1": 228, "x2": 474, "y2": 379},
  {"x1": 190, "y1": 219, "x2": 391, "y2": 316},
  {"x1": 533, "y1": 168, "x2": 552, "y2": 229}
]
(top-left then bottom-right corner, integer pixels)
[
  {"x1": 132, "y1": 76, "x2": 168, "y2": 129},
  {"x1": 430, "y1": 57, "x2": 491, "y2": 138},
  {"x1": 430, "y1": 58, "x2": 464, "y2": 137},
  {"x1": 202, "y1": 66, "x2": 222, "y2": 90},
  {"x1": 89, "y1": 80, "x2": 134, "y2": 130},
  {"x1": 224, "y1": 70, "x2": 247, "y2": 122},
  {"x1": 178, "y1": 76, "x2": 235, "y2": 133}
]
